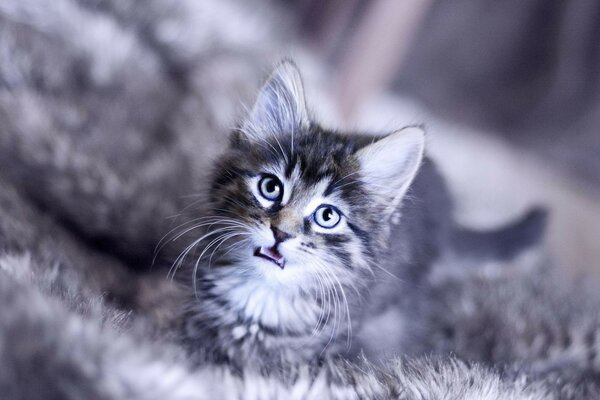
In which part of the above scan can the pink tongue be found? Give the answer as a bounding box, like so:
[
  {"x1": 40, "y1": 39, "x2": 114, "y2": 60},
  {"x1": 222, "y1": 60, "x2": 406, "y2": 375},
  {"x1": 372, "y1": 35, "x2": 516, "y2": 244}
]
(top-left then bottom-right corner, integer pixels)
[{"x1": 256, "y1": 246, "x2": 285, "y2": 268}]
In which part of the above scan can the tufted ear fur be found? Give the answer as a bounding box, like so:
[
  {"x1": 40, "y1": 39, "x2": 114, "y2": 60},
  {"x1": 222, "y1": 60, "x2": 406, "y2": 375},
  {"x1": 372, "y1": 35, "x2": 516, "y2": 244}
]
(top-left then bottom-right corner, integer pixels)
[
  {"x1": 241, "y1": 60, "x2": 309, "y2": 141},
  {"x1": 356, "y1": 126, "x2": 425, "y2": 216}
]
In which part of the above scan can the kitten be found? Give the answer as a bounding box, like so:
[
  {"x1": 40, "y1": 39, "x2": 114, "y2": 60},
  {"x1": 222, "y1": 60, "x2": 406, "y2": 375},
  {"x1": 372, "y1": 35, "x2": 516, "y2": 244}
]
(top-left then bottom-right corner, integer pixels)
[{"x1": 176, "y1": 60, "x2": 545, "y2": 370}]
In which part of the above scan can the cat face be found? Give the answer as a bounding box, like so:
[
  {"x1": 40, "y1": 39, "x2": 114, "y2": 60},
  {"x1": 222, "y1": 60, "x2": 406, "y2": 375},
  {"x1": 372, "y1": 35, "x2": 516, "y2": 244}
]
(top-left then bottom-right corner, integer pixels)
[
  {"x1": 190, "y1": 61, "x2": 423, "y2": 330},
  {"x1": 211, "y1": 125, "x2": 374, "y2": 288}
]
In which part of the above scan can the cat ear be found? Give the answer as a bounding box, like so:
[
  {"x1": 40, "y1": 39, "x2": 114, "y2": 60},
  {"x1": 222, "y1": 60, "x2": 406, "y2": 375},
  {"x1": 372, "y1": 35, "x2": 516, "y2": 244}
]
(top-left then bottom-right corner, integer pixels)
[
  {"x1": 356, "y1": 126, "x2": 425, "y2": 216},
  {"x1": 241, "y1": 60, "x2": 309, "y2": 141}
]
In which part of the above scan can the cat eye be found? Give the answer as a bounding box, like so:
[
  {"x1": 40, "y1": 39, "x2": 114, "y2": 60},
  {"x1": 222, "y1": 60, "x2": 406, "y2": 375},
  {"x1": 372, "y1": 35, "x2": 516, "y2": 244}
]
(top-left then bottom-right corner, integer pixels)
[
  {"x1": 313, "y1": 205, "x2": 341, "y2": 229},
  {"x1": 258, "y1": 175, "x2": 283, "y2": 202}
]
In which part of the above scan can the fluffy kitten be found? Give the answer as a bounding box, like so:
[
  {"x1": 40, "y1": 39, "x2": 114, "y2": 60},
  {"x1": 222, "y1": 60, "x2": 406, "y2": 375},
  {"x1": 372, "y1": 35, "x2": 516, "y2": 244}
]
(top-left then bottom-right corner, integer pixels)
[{"x1": 176, "y1": 60, "x2": 545, "y2": 370}]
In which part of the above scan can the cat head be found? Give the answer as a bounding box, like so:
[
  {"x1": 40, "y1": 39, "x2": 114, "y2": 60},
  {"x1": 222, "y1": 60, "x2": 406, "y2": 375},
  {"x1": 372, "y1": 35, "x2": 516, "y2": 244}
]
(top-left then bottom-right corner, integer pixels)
[{"x1": 202, "y1": 60, "x2": 424, "y2": 291}]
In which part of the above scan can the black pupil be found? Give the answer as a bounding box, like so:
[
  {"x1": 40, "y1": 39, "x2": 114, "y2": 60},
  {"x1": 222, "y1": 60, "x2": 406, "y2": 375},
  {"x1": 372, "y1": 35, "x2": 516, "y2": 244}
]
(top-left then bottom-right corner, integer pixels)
[
  {"x1": 322, "y1": 208, "x2": 332, "y2": 221},
  {"x1": 266, "y1": 179, "x2": 277, "y2": 193}
]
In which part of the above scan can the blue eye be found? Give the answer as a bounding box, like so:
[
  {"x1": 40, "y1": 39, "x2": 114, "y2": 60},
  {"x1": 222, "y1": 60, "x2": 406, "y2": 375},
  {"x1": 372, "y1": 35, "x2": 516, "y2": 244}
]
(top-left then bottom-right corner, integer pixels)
[
  {"x1": 314, "y1": 205, "x2": 341, "y2": 229},
  {"x1": 258, "y1": 175, "x2": 283, "y2": 202}
]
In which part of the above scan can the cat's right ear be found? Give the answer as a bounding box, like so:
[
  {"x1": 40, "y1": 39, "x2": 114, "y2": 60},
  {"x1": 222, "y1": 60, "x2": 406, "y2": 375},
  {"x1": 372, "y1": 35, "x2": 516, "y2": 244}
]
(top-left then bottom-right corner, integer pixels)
[
  {"x1": 240, "y1": 60, "x2": 309, "y2": 142},
  {"x1": 356, "y1": 126, "x2": 425, "y2": 217}
]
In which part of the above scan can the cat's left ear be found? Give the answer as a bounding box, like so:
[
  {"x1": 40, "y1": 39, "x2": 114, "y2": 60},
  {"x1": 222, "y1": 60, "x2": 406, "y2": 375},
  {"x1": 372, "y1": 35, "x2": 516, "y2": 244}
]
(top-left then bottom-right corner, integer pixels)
[
  {"x1": 356, "y1": 126, "x2": 425, "y2": 216},
  {"x1": 242, "y1": 60, "x2": 309, "y2": 141}
]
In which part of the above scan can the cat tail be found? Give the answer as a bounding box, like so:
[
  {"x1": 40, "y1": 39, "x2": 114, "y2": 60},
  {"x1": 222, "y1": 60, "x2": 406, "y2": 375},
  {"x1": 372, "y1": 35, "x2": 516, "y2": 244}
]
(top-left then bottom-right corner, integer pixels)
[{"x1": 448, "y1": 206, "x2": 548, "y2": 261}]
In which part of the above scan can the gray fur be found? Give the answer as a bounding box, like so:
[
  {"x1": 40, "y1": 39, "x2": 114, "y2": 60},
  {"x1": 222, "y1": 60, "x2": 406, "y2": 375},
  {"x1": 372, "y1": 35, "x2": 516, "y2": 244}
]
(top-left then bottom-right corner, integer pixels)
[
  {"x1": 424, "y1": 262, "x2": 600, "y2": 399},
  {"x1": 0, "y1": 262, "x2": 550, "y2": 400}
]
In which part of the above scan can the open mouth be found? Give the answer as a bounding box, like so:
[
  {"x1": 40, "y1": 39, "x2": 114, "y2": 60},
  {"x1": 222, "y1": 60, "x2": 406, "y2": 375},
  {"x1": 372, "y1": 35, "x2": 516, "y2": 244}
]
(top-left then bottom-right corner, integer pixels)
[{"x1": 254, "y1": 246, "x2": 285, "y2": 269}]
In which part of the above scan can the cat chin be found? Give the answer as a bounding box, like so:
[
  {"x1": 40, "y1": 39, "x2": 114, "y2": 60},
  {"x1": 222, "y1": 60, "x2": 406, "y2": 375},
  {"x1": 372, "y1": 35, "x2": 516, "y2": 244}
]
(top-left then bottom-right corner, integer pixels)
[{"x1": 254, "y1": 258, "x2": 312, "y2": 287}]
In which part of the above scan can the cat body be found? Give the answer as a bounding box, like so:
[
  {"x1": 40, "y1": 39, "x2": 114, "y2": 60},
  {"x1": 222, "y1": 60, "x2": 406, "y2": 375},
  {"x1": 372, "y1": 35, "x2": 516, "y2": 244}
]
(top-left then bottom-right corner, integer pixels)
[
  {"x1": 177, "y1": 61, "x2": 546, "y2": 370},
  {"x1": 181, "y1": 156, "x2": 456, "y2": 369}
]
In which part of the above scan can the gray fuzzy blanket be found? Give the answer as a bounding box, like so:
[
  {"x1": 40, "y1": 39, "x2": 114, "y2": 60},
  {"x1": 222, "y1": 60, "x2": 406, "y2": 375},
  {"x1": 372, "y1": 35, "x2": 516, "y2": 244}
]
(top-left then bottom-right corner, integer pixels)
[
  {"x1": 0, "y1": 1, "x2": 599, "y2": 399},
  {"x1": 0, "y1": 0, "x2": 283, "y2": 266}
]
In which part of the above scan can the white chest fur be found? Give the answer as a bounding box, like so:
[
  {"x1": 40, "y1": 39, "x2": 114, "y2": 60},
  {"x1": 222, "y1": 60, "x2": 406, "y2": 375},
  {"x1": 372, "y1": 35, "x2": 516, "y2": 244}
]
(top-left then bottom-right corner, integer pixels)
[{"x1": 210, "y1": 270, "x2": 321, "y2": 335}]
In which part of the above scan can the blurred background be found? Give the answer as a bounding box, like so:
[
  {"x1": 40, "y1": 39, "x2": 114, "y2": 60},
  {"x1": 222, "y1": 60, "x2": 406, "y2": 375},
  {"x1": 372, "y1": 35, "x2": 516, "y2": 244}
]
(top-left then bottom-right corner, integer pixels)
[
  {"x1": 292, "y1": 0, "x2": 600, "y2": 274},
  {"x1": 1, "y1": 0, "x2": 599, "y2": 276}
]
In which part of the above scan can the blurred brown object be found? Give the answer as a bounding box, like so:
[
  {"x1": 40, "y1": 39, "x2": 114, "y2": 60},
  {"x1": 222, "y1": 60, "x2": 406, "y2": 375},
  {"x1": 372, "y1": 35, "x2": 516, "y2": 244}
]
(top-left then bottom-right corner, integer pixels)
[
  {"x1": 297, "y1": 0, "x2": 432, "y2": 120},
  {"x1": 334, "y1": 0, "x2": 432, "y2": 120}
]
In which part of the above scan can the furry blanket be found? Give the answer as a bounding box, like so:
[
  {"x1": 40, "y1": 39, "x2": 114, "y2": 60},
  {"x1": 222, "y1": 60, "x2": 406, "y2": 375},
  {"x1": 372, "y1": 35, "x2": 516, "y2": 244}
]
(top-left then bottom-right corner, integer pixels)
[{"x1": 0, "y1": 1, "x2": 599, "y2": 399}]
